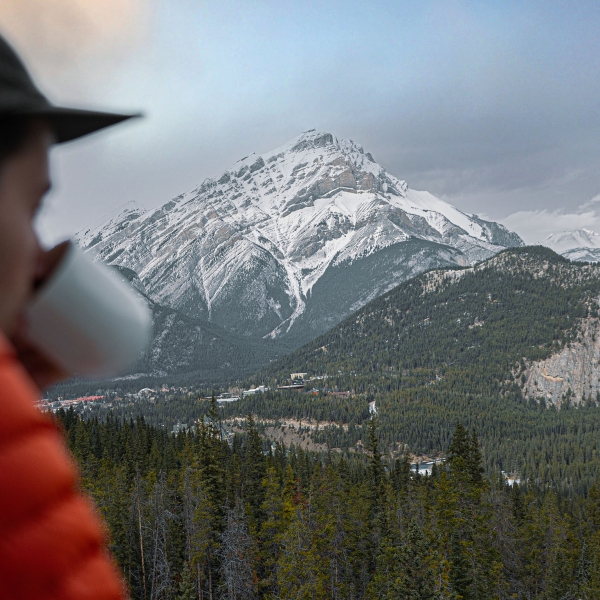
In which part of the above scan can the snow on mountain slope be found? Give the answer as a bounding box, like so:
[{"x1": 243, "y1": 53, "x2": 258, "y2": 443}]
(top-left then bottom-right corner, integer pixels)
[
  {"x1": 541, "y1": 229, "x2": 600, "y2": 262},
  {"x1": 77, "y1": 130, "x2": 523, "y2": 345},
  {"x1": 542, "y1": 229, "x2": 600, "y2": 253}
]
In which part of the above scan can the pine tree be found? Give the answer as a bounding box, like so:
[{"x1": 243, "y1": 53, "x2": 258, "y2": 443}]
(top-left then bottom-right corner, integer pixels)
[
  {"x1": 198, "y1": 398, "x2": 227, "y2": 517},
  {"x1": 367, "y1": 416, "x2": 386, "y2": 508},
  {"x1": 176, "y1": 562, "x2": 196, "y2": 600},
  {"x1": 449, "y1": 530, "x2": 472, "y2": 600},
  {"x1": 149, "y1": 472, "x2": 173, "y2": 600},
  {"x1": 467, "y1": 429, "x2": 484, "y2": 487},
  {"x1": 583, "y1": 485, "x2": 600, "y2": 596},
  {"x1": 243, "y1": 413, "x2": 266, "y2": 524},
  {"x1": 277, "y1": 501, "x2": 328, "y2": 600},
  {"x1": 448, "y1": 422, "x2": 471, "y2": 482},
  {"x1": 404, "y1": 519, "x2": 436, "y2": 599},
  {"x1": 365, "y1": 538, "x2": 404, "y2": 599},
  {"x1": 129, "y1": 474, "x2": 150, "y2": 600},
  {"x1": 366, "y1": 521, "x2": 435, "y2": 600},
  {"x1": 258, "y1": 466, "x2": 285, "y2": 597},
  {"x1": 540, "y1": 492, "x2": 578, "y2": 600},
  {"x1": 392, "y1": 452, "x2": 412, "y2": 492}
]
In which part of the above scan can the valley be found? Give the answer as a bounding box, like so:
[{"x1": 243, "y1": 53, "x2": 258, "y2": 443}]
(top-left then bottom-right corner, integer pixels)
[
  {"x1": 54, "y1": 132, "x2": 600, "y2": 597},
  {"x1": 54, "y1": 245, "x2": 600, "y2": 495},
  {"x1": 27, "y1": 2, "x2": 600, "y2": 594}
]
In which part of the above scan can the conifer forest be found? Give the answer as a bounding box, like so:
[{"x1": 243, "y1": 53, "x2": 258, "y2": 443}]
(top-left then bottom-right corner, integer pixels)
[{"x1": 60, "y1": 403, "x2": 600, "y2": 600}]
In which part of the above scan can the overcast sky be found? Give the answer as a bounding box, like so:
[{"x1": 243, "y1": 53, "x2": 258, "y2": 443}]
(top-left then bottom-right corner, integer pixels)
[{"x1": 2, "y1": 0, "x2": 600, "y2": 244}]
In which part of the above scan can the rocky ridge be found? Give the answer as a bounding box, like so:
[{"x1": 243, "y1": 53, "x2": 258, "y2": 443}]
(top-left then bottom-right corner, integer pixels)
[{"x1": 258, "y1": 247, "x2": 600, "y2": 408}]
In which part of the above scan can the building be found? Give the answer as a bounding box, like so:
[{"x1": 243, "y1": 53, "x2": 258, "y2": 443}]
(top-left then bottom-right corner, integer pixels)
[
  {"x1": 242, "y1": 385, "x2": 269, "y2": 397},
  {"x1": 328, "y1": 391, "x2": 351, "y2": 398},
  {"x1": 203, "y1": 393, "x2": 240, "y2": 403},
  {"x1": 216, "y1": 393, "x2": 240, "y2": 403},
  {"x1": 290, "y1": 373, "x2": 308, "y2": 380},
  {"x1": 276, "y1": 383, "x2": 305, "y2": 391}
]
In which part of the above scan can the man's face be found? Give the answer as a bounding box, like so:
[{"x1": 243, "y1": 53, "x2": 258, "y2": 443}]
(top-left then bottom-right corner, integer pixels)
[{"x1": 0, "y1": 121, "x2": 52, "y2": 335}]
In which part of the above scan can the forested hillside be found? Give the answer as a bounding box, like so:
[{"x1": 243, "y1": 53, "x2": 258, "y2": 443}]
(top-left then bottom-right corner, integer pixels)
[
  {"x1": 235, "y1": 247, "x2": 600, "y2": 494},
  {"x1": 58, "y1": 406, "x2": 600, "y2": 600},
  {"x1": 262, "y1": 246, "x2": 599, "y2": 384}
]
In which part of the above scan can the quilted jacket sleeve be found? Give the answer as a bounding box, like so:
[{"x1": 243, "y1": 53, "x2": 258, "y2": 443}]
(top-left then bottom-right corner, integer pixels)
[{"x1": 0, "y1": 337, "x2": 126, "y2": 600}]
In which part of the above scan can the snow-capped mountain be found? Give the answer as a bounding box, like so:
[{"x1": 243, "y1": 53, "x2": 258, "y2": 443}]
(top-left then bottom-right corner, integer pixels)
[
  {"x1": 78, "y1": 130, "x2": 523, "y2": 349},
  {"x1": 541, "y1": 229, "x2": 600, "y2": 262}
]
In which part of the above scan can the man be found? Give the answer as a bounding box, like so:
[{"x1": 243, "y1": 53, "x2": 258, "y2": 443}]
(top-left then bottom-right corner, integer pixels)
[{"x1": 0, "y1": 33, "x2": 136, "y2": 599}]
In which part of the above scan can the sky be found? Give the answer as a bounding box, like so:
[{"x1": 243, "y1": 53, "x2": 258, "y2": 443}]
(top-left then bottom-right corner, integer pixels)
[{"x1": 1, "y1": 0, "x2": 600, "y2": 245}]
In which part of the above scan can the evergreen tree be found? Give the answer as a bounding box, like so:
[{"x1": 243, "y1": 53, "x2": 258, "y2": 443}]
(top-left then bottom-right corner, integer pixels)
[
  {"x1": 449, "y1": 530, "x2": 472, "y2": 600},
  {"x1": 243, "y1": 413, "x2": 266, "y2": 524},
  {"x1": 149, "y1": 473, "x2": 173, "y2": 600},
  {"x1": 448, "y1": 422, "x2": 471, "y2": 483},
  {"x1": 277, "y1": 501, "x2": 328, "y2": 600},
  {"x1": 367, "y1": 416, "x2": 386, "y2": 511},
  {"x1": 467, "y1": 429, "x2": 484, "y2": 487},
  {"x1": 366, "y1": 520, "x2": 434, "y2": 599},
  {"x1": 176, "y1": 562, "x2": 195, "y2": 600},
  {"x1": 583, "y1": 485, "x2": 600, "y2": 596},
  {"x1": 391, "y1": 453, "x2": 412, "y2": 493}
]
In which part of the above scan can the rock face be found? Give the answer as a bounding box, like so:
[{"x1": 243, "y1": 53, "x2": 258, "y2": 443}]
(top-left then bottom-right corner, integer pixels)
[
  {"x1": 523, "y1": 318, "x2": 600, "y2": 406},
  {"x1": 111, "y1": 266, "x2": 285, "y2": 381},
  {"x1": 78, "y1": 130, "x2": 523, "y2": 351}
]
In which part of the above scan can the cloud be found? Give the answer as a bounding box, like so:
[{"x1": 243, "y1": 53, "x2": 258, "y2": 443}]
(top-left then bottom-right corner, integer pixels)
[
  {"x1": 501, "y1": 208, "x2": 600, "y2": 245},
  {"x1": 578, "y1": 193, "x2": 600, "y2": 211},
  {"x1": 0, "y1": 0, "x2": 155, "y2": 100}
]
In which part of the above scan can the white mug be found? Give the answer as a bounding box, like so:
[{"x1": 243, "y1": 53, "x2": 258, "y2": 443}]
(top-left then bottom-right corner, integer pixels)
[{"x1": 25, "y1": 242, "x2": 151, "y2": 378}]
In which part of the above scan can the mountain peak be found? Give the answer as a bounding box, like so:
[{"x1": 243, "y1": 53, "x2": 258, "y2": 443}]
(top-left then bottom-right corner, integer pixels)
[
  {"x1": 288, "y1": 130, "x2": 337, "y2": 152},
  {"x1": 540, "y1": 228, "x2": 600, "y2": 263},
  {"x1": 79, "y1": 131, "x2": 523, "y2": 346},
  {"x1": 542, "y1": 228, "x2": 600, "y2": 252}
]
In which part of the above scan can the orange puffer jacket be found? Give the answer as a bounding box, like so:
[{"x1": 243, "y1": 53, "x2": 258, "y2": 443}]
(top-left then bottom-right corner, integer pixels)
[{"x1": 0, "y1": 336, "x2": 126, "y2": 600}]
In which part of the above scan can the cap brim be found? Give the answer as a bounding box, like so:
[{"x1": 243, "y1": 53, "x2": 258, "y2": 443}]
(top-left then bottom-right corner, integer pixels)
[{"x1": 23, "y1": 106, "x2": 140, "y2": 144}]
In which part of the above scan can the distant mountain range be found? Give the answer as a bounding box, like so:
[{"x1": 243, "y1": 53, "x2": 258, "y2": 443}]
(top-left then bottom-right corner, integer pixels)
[
  {"x1": 78, "y1": 130, "x2": 524, "y2": 378},
  {"x1": 541, "y1": 228, "x2": 600, "y2": 262}
]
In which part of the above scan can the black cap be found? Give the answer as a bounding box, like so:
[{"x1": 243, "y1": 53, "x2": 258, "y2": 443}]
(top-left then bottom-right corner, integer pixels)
[{"x1": 0, "y1": 34, "x2": 138, "y2": 143}]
